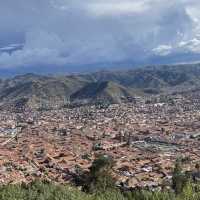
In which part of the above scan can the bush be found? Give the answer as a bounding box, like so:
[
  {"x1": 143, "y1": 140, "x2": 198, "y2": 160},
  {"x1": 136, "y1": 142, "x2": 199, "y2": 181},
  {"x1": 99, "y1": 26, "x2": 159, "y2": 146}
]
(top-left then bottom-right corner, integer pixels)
[
  {"x1": 2, "y1": 181, "x2": 200, "y2": 200},
  {"x1": 0, "y1": 181, "x2": 91, "y2": 200}
]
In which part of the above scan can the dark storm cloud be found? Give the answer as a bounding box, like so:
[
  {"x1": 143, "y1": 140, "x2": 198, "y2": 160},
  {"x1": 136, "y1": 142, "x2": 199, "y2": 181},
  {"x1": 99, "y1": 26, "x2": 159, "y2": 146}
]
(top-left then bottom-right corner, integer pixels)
[{"x1": 0, "y1": 0, "x2": 199, "y2": 69}]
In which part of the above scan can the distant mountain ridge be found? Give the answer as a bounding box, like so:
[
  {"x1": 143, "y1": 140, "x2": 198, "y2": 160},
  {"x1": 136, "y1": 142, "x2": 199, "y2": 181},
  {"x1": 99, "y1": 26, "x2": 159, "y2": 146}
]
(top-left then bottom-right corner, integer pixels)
[{"x1": 1, "y1": 63, "x2": 200, "y2": 109}]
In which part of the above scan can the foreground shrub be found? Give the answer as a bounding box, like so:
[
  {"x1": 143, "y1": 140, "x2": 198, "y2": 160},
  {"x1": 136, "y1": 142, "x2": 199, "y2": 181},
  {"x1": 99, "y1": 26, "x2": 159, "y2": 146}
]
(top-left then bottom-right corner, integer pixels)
[
  {"x1": 1, "y1": 181, "x2": 200, "y2": 200},
  {"x1": 0, "y1": 181, "x2": 91, "y2": 200}
]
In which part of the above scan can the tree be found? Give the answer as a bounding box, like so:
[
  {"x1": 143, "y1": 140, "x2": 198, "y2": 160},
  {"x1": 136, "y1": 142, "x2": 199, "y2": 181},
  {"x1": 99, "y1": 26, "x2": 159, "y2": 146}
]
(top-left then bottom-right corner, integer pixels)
[
  {"x1": 195, "y1": 163, "x2": 200, "y2": 172},
  {"x1": 172, "y1": 159, "x2": 188, "y2": 194},
  {"x1": 83, "y1": 154, "x2": 116, "y2": 193}
]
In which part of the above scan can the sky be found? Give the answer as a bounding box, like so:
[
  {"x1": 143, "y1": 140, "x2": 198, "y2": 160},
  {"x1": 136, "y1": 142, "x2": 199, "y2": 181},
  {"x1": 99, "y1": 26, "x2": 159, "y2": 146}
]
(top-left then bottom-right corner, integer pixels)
[{"x1": 1, "y1": 0, "x2": 200, "y2": 73}]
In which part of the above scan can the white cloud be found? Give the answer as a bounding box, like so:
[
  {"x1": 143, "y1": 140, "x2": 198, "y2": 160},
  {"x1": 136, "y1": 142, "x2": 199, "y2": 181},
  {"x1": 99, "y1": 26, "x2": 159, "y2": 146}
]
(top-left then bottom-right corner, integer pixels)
[
  {"x1": 178, "y1": 38, "x2": 200, "y2": 53},
  {"x1": 153, "y1": 45, "x2": 172, "y2": 56},
  {"x1": 86, "y1": 1, "x2": 150, "y2": 16}
]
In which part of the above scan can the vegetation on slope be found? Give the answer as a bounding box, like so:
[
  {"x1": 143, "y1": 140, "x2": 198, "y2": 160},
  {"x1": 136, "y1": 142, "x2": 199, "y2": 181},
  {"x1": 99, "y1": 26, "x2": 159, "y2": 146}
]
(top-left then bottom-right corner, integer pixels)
[
  {"x1": 0, "y1": 156, "x2": 200, "y2": 200},
  {"x1": 1, "y1": 174, "x2": 200, "y2": 200}
]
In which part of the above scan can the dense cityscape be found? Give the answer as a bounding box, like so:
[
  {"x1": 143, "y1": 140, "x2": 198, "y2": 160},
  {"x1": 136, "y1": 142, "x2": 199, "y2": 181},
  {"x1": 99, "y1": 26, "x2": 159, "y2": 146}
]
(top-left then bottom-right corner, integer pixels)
[{"x1": 0, "y1": 92, "x2": 200, "y2": 190}]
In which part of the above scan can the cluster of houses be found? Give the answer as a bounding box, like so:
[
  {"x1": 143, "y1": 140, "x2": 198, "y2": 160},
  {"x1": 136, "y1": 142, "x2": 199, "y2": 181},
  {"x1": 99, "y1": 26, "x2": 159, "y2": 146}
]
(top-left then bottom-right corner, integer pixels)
[{"x1": 0, "y1": 94, "x2": 200, "y2": 188}]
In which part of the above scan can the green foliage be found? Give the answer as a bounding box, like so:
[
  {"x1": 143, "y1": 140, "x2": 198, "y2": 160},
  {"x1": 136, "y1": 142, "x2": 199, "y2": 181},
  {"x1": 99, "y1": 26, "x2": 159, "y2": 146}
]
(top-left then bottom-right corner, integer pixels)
[
  {"x1": 83, "y1": 155, "x2": 116, "y2": 193},
  {"x1": 172, "y1": 159, "x2": 189, "y2": 194},
  {"x1": 94, "y1": 190, "x2": 126, "y2": 200},
  {"x1": 0, "y1": 180, "x2": 91, "y2": 200},
  {"x1": 90, "y1": 155, "x2": 114, "y2": 175},
  {"x1": 123, "y1": 189, "x2": 175, "y2": 200},
  {"x1": 2, "y1": 181, "x2": 200, "y2": 200}
]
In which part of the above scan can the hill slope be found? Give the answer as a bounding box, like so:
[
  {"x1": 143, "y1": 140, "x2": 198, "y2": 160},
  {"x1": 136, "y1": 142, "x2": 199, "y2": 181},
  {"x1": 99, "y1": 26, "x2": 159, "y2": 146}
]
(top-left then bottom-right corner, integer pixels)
[
  {"x1": 1, "y1": 63, "x2": 200, "y2": 109},
  {"x1": 87, "y1": 64, "x2": 200, "y2": 93},
  {"x1": 70, "y1": 81, "x2": 135, "y2": 105},
  {"x1": 0, "y1": 74, "x2": 90, "y2": 109}
]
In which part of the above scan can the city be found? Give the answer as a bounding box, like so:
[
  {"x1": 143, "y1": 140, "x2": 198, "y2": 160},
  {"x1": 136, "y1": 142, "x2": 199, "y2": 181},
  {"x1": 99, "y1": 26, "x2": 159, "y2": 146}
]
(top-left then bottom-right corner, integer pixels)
[
  {"x1": 0, "y1": 92, "x2": 200, "y2": 189},
  {"x1": 2, "y1": 0, "x2": 200, "y2": 199}
]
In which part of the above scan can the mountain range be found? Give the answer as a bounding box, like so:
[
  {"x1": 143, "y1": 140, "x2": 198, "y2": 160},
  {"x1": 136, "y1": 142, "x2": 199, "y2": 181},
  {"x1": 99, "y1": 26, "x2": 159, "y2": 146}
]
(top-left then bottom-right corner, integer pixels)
[{"x1": 1, "y1": 63, "x2": 200, "y2": 110}]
